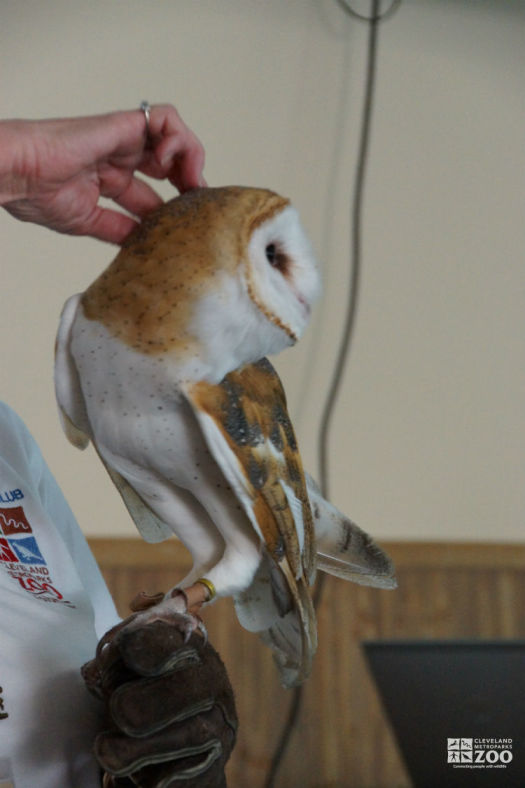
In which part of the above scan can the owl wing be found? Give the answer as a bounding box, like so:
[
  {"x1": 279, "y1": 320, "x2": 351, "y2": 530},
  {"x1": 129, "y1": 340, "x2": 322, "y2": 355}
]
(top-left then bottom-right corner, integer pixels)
[
  {"x1": 54, "y1": 294, "x2": 92, "y2": 450},
  {"x1": 184, "y1": 356, "x2": 317, "y2": 686},
  {"x1": 54, "y1": 294, "x2": 172, "y2": 544}
]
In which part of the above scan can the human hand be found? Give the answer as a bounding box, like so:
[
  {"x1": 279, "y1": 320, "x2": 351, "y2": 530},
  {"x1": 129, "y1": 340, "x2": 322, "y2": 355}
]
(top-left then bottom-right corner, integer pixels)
[
  {"x1": 0, "y1": 104, "x2": 205, "y2": 243},
  {"x1": 82, "y1": 594, "x2": 237, "y2": 788}
]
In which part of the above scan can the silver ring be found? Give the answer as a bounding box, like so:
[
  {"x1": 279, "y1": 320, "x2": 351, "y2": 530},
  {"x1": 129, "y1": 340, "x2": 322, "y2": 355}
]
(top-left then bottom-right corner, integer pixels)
[{"x1": 139, "y1": 100, "x2": 151, "y2": 138}]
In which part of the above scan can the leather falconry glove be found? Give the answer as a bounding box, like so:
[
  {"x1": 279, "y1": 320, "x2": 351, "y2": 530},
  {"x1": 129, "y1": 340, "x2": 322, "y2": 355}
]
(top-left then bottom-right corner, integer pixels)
[{"x1": 82, "y1": 592, "x2": 238, "y2": 787}]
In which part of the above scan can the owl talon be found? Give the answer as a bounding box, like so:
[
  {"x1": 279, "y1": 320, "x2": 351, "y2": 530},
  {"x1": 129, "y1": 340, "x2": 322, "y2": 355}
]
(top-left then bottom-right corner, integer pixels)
[
  {"x1": 194, "y1": 614, "x2": 208, "y2": 644},
  {"x1": 121, "y1": 590, "x2": 203, "y2": 644},
  {"x1": 164, "y1": 584, "x2": 212, "y2": 641},
  {"x1": 168, "y1": 587, "x2": 189, "y2": 610}
]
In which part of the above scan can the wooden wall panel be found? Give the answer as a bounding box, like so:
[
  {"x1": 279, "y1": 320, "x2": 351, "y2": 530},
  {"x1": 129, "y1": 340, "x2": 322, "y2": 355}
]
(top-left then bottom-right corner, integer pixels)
[{"x1": 89, "y1": 539, "x2": 525, "y2": 788}]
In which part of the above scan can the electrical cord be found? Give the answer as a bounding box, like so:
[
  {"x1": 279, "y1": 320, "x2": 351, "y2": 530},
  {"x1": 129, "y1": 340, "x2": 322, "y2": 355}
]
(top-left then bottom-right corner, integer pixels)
[
  {"x1": 318, "y1": 0, "x2": 381, "y2": 502},
  {"x1": 262, "y1": 0, "x2": 401, "y2": 785},
  {"x1": 336, "y1": 0, "x2": 401, "y2": 24}
]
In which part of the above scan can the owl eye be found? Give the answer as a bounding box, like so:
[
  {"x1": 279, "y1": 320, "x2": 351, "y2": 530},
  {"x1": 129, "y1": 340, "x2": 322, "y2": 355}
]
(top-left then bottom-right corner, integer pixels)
[
  {"x1": 265, "y1": 244, "x2": 278, "y2": 265},
  {"x1": 265, "y1": 243, "x2": 288, "y2": 275}
]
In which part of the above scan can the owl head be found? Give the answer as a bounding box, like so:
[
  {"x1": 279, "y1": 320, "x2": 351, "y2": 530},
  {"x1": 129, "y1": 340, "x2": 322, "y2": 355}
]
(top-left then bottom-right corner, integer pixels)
[{"x1": 83, "y1": 186, "x2": 320, "y2": 380}]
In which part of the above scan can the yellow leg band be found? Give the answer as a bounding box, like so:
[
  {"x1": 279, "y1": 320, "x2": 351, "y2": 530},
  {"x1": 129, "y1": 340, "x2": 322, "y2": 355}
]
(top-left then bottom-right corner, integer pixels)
[{"x1": 196, "y1": 577, "x2": 216, "y2": 601}]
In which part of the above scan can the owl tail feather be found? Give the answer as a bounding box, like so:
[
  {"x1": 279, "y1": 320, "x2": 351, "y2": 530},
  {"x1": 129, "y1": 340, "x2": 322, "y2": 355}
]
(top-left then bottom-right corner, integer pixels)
[
  {"x1": 234, "y1": 551, "x2": 317, "y2": 688},
  {"x1": 305, "y1": 473, "x2": 397, "y2": 590}
]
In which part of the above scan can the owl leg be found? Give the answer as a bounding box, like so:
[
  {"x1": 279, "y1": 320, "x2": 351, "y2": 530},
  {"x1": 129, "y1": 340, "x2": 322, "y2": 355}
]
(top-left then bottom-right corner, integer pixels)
[
  {"x1": 127, "y1": 475, "x2": 261, "y2": 599},
  {"x1": 194, "y1": 541, "x2": 261, "y2": 599},
  {"x1": 104, "y1": 458, "x2": 261, "y2": 602},
  {"x1": 160, "y1": 513, "x2": 227, "y2": 593},
  {"x1": 182, "y1": 485, "x2": 263, "y2": 600},
  {"x1": 165, "y1": 515, "x2": 261, "y2": 604},
  {"x1": 112, "y1": 470, "x2": 227, "y2": 590}
]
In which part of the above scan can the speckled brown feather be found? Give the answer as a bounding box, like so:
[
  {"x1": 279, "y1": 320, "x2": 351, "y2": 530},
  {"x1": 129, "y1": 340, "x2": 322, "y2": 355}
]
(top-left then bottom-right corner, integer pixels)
[
  {"x1": 188, "y1": 357, "x2": 315, "y2": 580},
  {"x1": 82, "y1": 187, "x2": 291, "y2": 356}
]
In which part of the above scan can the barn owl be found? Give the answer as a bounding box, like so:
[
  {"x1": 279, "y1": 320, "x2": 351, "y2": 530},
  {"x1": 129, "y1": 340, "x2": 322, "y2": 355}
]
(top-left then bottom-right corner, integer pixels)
[{"x1": 55, "y1": 186, "x2": 395, "y2": 687}]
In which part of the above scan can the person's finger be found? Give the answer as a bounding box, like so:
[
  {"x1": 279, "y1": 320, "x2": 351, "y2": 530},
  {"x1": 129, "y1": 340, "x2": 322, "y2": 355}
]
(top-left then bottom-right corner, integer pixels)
[
  {"x1": 111, "y1": 175, "x2": 163, "y2": 218},
  {"x1": 147, "y1": 105, "x2": 206, "y2": 191},
  {"x1": 147, "y1": 103, "x2": 188, "y2": 144},
  {"x1": 167, "y1": 143, "x2": 207, "y2": 192},
  {"x1": 109, "y1": 664, "x2": 213, "y2": 736},
  {"x1": 116, "y1": 618, "x2": 204, "y2": 676},
  {"x1": 130, "y1": 755, "x2": 228, "y2": 788},
  {"x1": 80, "y1": 205, "x2": 139, "y2": 244},
  {"x1": 158, "y1": 127, "x2": 206, "y2": 192},
  {"x1": 95, "y1": 708, "x2": 225, "y2": 776}
]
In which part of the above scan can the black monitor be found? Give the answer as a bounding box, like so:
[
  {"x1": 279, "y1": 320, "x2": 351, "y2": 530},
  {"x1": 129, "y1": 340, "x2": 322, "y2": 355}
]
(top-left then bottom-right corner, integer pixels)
[{"x1": 363, "y1": 640, "x2": 525, "y2": 788}]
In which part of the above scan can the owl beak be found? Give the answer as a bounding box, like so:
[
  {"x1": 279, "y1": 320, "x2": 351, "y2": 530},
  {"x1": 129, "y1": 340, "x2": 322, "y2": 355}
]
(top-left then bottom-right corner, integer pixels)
[{"x1": 296, "y1": 292, "x2": 311, "y2": 319}]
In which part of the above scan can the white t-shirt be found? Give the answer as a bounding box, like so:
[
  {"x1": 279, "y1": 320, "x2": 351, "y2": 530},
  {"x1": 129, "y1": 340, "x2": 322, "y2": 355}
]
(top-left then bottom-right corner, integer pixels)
[{"x1": 0, "y1": 402, "x2": 119, "y2": 787}]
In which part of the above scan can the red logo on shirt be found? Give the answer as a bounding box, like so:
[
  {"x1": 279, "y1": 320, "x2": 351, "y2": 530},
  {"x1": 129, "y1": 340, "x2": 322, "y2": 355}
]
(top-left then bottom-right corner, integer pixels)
[
  {"x1": 0, "y1": 506, "x2": 32, "y2": 536},
  {"x1": 0, "y1": 538, "x2": 18, "y2": 563},
  {"x1": 0, "y1": 503, "x2": 75, "y2": 607},
  {"x1": 14, "y1": 575, "x2": 64, "y2": 600}
]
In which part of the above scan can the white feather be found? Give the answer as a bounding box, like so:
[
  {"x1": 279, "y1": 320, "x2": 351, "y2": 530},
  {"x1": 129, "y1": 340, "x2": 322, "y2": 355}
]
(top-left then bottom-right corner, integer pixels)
[
  {"x1": 190, "y1": 407, "x2": 263, "y2": 541},
  {"x1": 247, "y1": 205, "x2": 321, "y2": 340},
  {"x1": 189, "y1": 270, "x2": 292, "y2": 380},
  {"x1": 54, "y1": 293, "x2": 91, "y2": 447}
]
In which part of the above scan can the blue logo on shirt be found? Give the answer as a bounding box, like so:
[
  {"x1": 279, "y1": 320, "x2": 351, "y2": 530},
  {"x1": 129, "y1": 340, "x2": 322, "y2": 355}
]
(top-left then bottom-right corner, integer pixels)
[{"x1": 9, "y1": 536, "x2": 46, "y2": 565}]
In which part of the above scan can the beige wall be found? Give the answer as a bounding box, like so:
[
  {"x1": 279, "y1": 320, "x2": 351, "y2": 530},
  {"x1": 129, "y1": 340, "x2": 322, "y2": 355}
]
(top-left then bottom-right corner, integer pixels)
[{"x1": 1, "y1": 0, "x2": 523, "y2": 541}]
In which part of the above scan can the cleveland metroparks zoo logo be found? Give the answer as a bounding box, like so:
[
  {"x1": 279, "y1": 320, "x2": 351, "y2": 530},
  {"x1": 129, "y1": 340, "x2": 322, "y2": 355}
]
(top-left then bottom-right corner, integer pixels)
[{"x1": 447, "y1": 738, "x2": 513, "y2": 769}]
